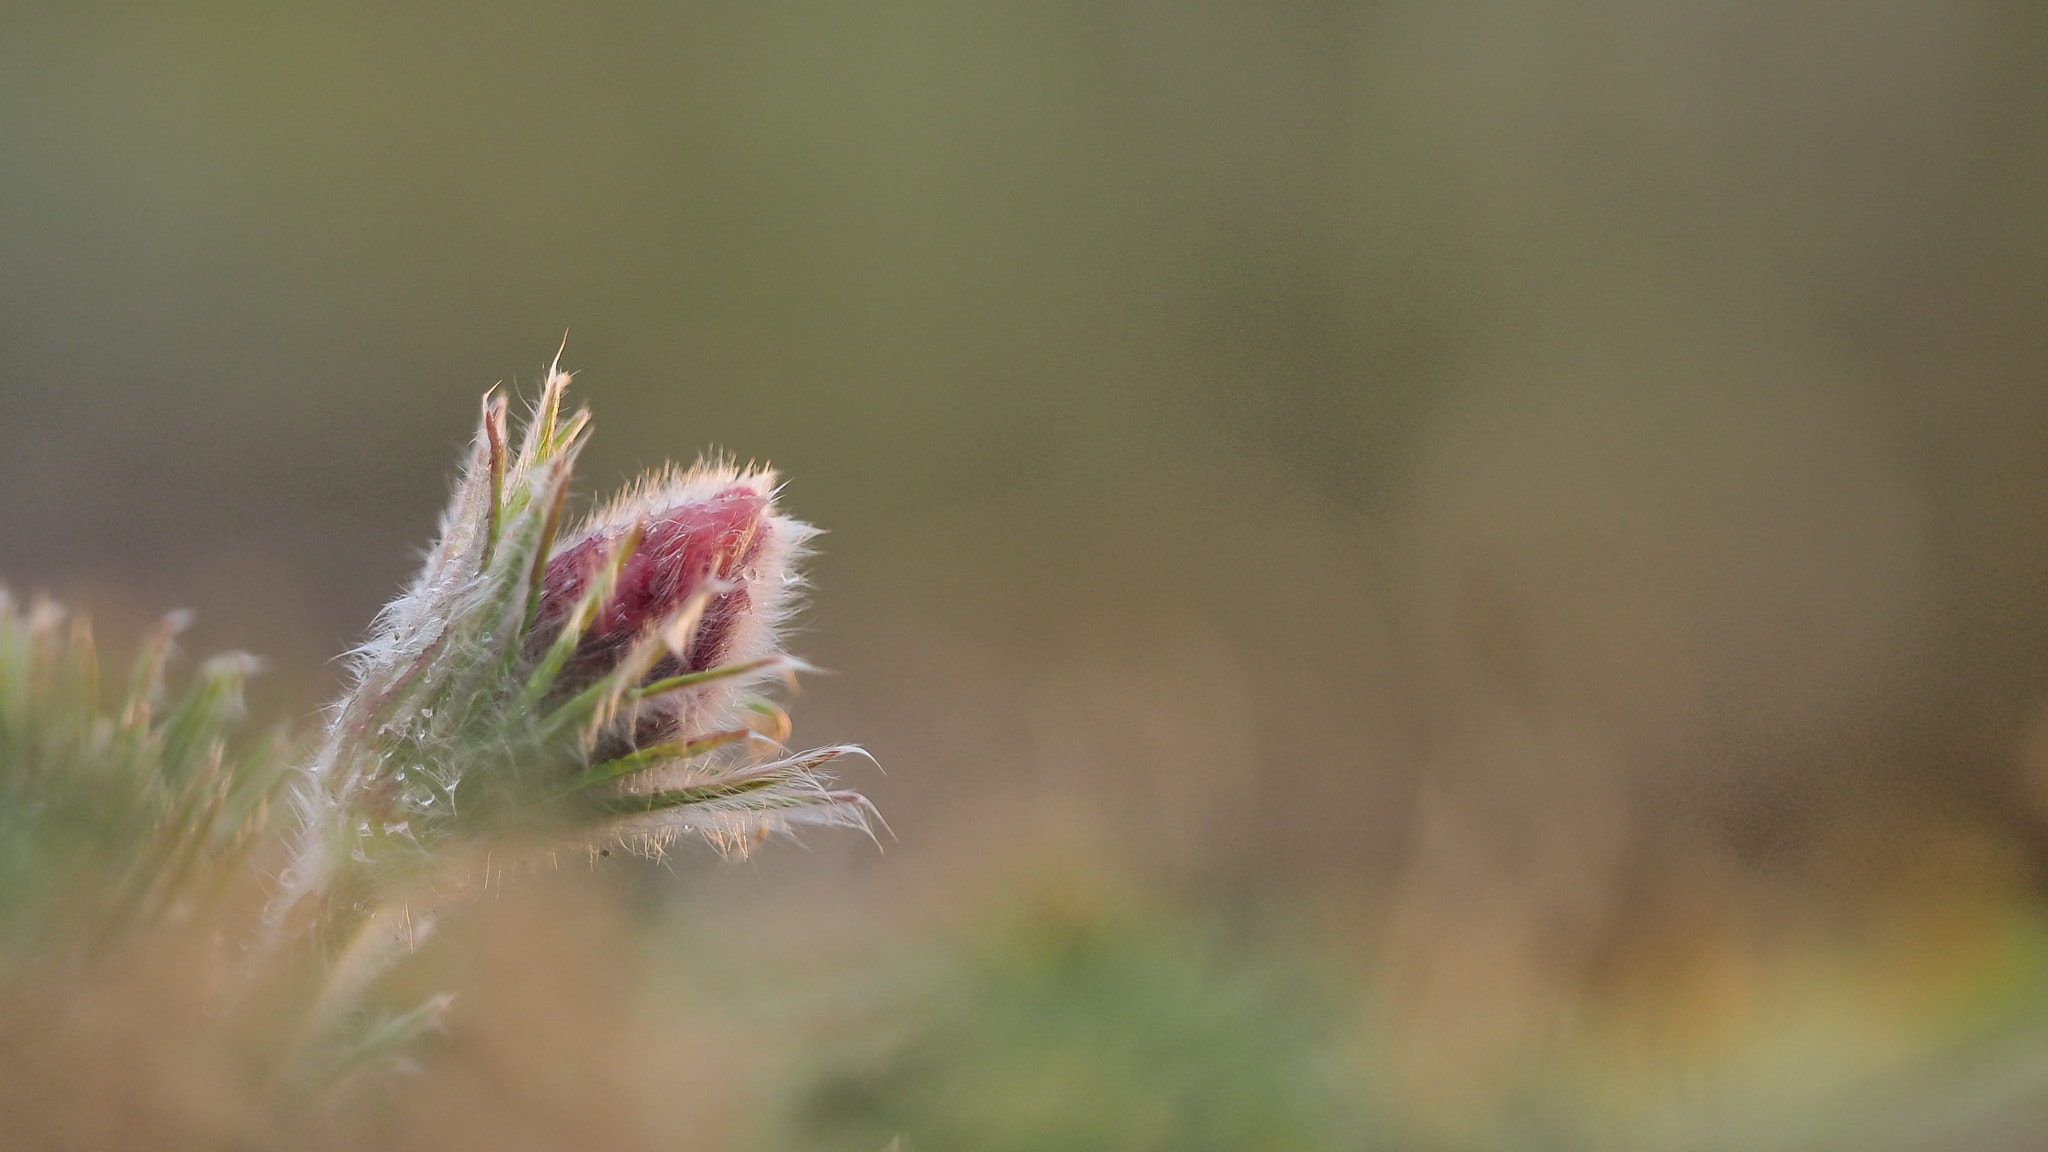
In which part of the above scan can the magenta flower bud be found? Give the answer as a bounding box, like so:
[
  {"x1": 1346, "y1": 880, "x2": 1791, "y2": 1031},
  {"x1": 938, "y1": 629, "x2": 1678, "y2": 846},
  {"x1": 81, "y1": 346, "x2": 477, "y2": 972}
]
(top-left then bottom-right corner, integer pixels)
[{"x1": 527, "y1": 467, "x2": 813, "y2": 738}]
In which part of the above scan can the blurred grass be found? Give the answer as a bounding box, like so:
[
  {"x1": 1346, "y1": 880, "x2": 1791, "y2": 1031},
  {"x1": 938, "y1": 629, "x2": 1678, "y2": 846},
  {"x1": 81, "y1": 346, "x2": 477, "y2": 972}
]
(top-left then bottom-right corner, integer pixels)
[{"x1": 789, "y1": 888, "x2": 1377, "y2": 1152}]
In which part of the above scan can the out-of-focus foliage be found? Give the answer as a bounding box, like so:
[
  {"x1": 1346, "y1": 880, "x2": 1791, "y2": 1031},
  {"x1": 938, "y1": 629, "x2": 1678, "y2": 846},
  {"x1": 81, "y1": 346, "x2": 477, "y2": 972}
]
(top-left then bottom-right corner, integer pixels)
[
  {"x1": 0, "y1": 592, "x2": 277, "y2": 980},
  {"x1": 795, "y1": 895, "x2": 1380, "y2": 1152}
]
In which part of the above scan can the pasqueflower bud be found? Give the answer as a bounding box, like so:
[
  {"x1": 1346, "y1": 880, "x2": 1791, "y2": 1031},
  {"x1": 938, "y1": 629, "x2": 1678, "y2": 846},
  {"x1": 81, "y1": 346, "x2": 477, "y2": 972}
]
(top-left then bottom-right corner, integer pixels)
[
  {"x1": 271, "y1": 359, "x2": 872, "y2": 960},
  {"x1": 529, "y1": 468, "x2": 809, "y2": 748}
]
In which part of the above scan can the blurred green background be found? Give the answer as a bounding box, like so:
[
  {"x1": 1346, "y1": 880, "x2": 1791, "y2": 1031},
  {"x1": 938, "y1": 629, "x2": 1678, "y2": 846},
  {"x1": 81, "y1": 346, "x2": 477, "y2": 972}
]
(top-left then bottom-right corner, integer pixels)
[{"x1": 9, "y1": 2, "x2": 2048, "y2": 1148}]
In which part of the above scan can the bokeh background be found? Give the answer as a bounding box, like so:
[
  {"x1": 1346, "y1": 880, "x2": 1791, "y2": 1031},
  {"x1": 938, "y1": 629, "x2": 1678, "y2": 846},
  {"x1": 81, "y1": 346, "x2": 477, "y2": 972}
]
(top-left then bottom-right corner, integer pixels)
[{"x1": 8, "y1": 2, "x2": 2048, "y2": 1148}]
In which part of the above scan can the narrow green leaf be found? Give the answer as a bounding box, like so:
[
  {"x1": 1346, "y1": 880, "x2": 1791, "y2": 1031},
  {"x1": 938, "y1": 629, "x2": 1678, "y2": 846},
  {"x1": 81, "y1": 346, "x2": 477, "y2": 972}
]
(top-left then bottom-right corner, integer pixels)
[
  {"x1": 562, "y1": 728, "x2": 750, "y2": 795},
  {"x1": 158, "y1": 655, "x2": 255, "y2": 783},
  {"x1": 518, "y1": 523, "x2": 643, "y2": 711},
  {"x1": 628, "y1": 655, "x2": 786, "y2": 702},
  {"x1": 119, "y1": 611, "x2": 188, "y2": 735},
  {"x1": 477, "y1": 391, "x2": 508, "y2": 574},
  {"x1": 323, "y1": 992, "x2": 455, "y2": 1081}
]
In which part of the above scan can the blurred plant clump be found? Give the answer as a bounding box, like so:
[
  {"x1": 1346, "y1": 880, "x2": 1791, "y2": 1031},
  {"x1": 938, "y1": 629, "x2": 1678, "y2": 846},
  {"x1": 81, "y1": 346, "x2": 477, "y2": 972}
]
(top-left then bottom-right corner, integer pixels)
[{"x1": 0, "y1": 363, "x2": 871, "y2": 1145}]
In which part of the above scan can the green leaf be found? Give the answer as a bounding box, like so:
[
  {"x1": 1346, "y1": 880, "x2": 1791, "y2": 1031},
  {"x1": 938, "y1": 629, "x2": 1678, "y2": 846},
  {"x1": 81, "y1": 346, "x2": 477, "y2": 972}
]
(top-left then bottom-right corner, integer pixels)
[{"x1": 562, "y1": 728, "x2": 751, "y2": 795}]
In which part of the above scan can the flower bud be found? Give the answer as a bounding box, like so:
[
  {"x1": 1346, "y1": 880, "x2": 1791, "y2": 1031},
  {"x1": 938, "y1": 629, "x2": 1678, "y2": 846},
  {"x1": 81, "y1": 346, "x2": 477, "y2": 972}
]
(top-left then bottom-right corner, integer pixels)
[
  {"x1": 530, "y1": 467, "x2": 812, "y2": 743},
  {"x1": 273, "y1": 361, "x2": 864, "y2": 953}
]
